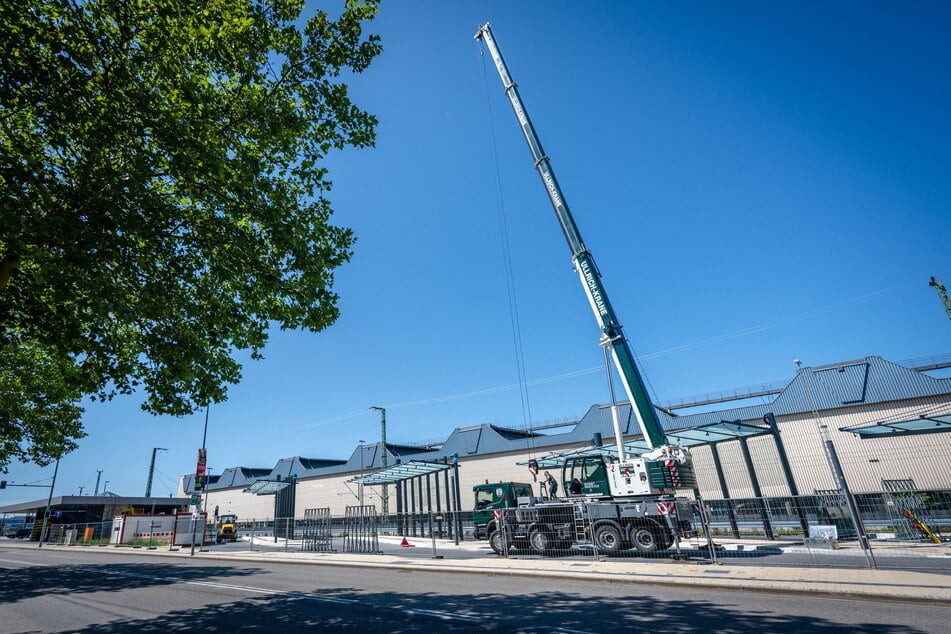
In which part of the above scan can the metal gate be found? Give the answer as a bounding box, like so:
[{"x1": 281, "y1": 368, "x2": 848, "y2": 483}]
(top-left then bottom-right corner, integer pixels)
[
  {"x1": 343, "y1": 505, "x2": 379, "y2": 554},
  {"x1": 302, "y1": 507, "x2": 333, "y2": 552}
]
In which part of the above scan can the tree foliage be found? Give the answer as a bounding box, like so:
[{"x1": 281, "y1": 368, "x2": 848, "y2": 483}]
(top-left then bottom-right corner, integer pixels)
[{"x1": 0, "y1": 0, "x2": 381, "y2": 470}]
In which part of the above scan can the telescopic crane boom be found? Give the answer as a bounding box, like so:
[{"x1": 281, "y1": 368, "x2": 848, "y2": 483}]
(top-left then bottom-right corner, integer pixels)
[{"x1": 475, "y1": 23, "x2": 686, "y2": 465}]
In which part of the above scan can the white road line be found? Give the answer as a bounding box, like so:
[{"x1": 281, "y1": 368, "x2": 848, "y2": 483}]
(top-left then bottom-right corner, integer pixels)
[{"x1": 403, "y1": 609, "x2": 482, "y2": 622}]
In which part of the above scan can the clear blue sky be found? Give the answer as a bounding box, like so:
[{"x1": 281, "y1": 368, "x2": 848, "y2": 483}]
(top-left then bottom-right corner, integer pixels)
[{"x1": 4, "y1": 1, "x2": 949, "y2": 504}]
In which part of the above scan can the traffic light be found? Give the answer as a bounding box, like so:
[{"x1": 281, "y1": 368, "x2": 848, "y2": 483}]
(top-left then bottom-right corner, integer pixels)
[{"x1": 0, "y1": 480, "x2": 6, "y2": 489}]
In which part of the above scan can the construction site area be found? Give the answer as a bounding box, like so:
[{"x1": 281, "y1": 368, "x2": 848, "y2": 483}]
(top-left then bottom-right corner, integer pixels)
[{"x1": 6, "y1": 21, "x2": 950, "y2": 580}]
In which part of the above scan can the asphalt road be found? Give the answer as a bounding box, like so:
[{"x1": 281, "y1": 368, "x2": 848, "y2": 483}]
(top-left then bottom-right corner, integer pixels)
[{"x1": 1, "y1": 547, "x2": 948, "y2": 633}]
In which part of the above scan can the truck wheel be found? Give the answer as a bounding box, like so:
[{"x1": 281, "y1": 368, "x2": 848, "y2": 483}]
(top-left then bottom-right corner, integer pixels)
[
  {"x1": 488, "y1": 529, "x2": 505, "y2": 555},
  {"x1": 630, "y1": 525, "x2": 659, "y2": 553},
  {"x1": 593, "y1": 523, "x2": 623, "y2": 555},
  {"x1": 528, "y1": 528, "x2": 555, "y2": 556}
]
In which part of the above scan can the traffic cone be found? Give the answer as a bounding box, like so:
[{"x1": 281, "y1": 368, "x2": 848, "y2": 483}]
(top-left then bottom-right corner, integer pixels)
[{"x1": 400, "y1": 537, "x2": 414, "y2": 547}]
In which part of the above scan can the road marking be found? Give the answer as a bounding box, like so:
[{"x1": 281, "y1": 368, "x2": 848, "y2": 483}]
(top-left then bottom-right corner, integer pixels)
[{"x1": 403, "y1": 609, "x2": 482, "y2": 622}]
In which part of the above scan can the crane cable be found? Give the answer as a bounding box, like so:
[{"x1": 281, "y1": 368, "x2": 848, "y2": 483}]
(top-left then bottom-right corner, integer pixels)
[{"x1": 477, "y1": 38, "x2": 537, "y2": 463}]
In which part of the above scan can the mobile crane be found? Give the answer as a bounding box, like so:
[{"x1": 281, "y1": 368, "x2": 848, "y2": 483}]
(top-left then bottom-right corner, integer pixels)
[{"x1": 474, "y1": 24, "x2": 696, "y2": 555}]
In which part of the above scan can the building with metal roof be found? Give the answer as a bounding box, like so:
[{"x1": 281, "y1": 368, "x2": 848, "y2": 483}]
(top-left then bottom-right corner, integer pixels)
[{"x1": 178, "y1": 355, "x2": 951, "y2": 523}]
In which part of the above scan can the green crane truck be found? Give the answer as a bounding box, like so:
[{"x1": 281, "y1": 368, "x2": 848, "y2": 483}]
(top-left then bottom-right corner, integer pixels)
[{"x1": 472, "y1": 24, "x2": 697, "y2": 556}]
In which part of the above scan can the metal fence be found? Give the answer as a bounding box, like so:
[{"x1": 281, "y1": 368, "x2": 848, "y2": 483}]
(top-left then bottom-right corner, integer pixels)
[
  {"x1": 483, "y1": 488, "x2": 950, "y2": 570},
  {"x1": 21, "y1": 488, "x2": 949, "y2": 571}
]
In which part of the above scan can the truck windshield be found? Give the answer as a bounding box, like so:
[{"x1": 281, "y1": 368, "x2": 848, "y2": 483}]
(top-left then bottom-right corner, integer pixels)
[{"x1": 475, "y1": 489, "x2": 495, "y2": 508}]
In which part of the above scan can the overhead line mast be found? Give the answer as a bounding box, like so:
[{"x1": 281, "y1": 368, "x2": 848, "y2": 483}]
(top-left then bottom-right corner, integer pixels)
[{"x1": 475, "y1": 23, "x2": 685, "y2": 464}]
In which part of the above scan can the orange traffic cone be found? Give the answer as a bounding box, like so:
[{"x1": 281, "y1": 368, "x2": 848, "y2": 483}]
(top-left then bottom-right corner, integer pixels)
[{"x1": 400, "y1": 537, "x2": 414, "y2": 547}]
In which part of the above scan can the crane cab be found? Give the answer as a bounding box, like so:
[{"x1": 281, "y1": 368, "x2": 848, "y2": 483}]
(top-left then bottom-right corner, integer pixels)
[{"x1": 563, "y1": 455, "x2": 693, "y2": 499}]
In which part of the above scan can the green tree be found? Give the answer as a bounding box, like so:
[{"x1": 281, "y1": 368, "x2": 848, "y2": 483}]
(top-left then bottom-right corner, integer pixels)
[{"x1": 0, "y1": 0, "x2": 381, "y2": 470}]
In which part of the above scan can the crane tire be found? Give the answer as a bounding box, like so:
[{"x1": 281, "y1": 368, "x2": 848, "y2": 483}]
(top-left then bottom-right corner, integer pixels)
[{"x1": 593, "y1": 523, "x2": 623, "y2": 555}]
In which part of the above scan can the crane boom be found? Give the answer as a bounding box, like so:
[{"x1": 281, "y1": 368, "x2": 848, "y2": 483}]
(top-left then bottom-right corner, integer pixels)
[
  {"x1": 475, "y1": 23, "x2": 672, "y2": 456},
  {"x1": 930, "y1": 277, "x2": 951, "y2": 321}
]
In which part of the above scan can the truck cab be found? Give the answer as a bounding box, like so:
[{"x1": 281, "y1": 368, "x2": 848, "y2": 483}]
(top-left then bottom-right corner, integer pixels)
[{"x1": 472, "y1": 482, "x2": 534, "y2": 539}]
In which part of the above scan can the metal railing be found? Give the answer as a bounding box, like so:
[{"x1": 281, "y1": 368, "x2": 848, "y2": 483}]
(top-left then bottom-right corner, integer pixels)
[{"x1": 27, "y1": 488, "x2": 949, "y2": 571}]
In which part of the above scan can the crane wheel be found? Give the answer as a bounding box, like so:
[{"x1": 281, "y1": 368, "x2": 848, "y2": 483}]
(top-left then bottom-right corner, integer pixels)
[
  {"x1": 593, "y1": 523, "x2": 623, "y2": 555},
  {"x1": 630, "y1": 524, "x2": 664, "y2": 553},
  {"x1": 529, "y1": 527, "x2": 556, "y2": 555}
]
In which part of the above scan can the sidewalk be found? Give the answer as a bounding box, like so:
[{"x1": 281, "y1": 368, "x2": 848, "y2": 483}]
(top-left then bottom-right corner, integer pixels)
[{"x1": 5, "y1": 537, "x2": 950, "y2": 605}]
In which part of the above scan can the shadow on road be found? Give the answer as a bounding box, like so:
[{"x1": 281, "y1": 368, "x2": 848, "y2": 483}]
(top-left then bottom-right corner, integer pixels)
[
  {"x1": 0, "y1": 561, "x2": 264, "y2": 605},
  {"x1": 36, "y1": 581, "x2": 930, "y2": 633}
]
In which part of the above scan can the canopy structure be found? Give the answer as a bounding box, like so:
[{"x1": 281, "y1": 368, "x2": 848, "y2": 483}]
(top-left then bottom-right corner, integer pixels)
[
  {"x1": 243, "y1": 480, "x2": 293, "y2": 495},
  {"x1": 350, "y1": 460, "x2": 451, "y2": 486},
  {"x1": 521, "y1": 420, "x2": 772, "y2": 468},
  {"x1": 349, "y1": 459, "x2": 464, "y2": 543},
  {"x1": 840, "y1": 412, "x2": 951, "y2": 438}
]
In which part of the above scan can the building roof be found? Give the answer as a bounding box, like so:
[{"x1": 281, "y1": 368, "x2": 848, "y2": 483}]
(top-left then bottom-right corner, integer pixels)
[
  {"x1": 186, "y1": 355, "x2": 951, "y2": 492},
  {"x1": 0, "y1": 495, "x2": 191, "y2": 515}
]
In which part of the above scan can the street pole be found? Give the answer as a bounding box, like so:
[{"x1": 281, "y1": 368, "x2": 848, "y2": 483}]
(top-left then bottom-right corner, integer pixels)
[
  {"x1": 37, "y1": 457, "x2": 60, "y2": 549},
  {"x1": 191, "y1": 406, "x2": 210, "y2": 556},
  {"x1": 371, "y1": 406, "x2": 388, "y2": 517}
]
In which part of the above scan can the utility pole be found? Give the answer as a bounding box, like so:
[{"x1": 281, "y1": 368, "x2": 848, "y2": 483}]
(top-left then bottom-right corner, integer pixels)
[
  {"x1": 93, "y1": 470, "x2": 102, "y2": 496},
  {"x1": 930, "y1": 276, "x2": 951, "y2": 320},
  {"x1": 358, "y1": 440, "x2": 365, "y2": 507},
  {"x1": 371, "y1": 406, "x2": 388, "y2": 516},
  {"x1": 145, "y1": 447, "x2": 168, "y2": 497}
]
